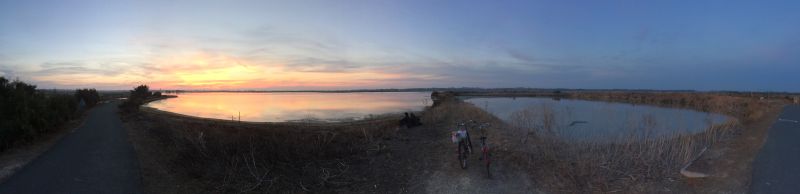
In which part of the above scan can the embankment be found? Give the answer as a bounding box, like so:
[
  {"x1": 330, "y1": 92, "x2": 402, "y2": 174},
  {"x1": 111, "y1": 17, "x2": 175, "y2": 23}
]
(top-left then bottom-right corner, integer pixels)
[
  {"x1": 123, "y1": 105, "x2": 406, "y2": 193},
  {"x1": 451, "y1": 91, "x2": 787, "y2": 193},
  {"x1": 122, "y1": 91, "x2": 786, "y2": 193},
  {"x1": 123, "y1": 92, "x2": 539, "y2": 193}
]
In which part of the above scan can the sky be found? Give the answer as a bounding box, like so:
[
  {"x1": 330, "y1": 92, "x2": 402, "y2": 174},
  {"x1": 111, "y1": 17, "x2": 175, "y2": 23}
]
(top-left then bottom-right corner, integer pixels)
[{"x1": 0, "y1": 0, "x2": 798, "y2": 91}]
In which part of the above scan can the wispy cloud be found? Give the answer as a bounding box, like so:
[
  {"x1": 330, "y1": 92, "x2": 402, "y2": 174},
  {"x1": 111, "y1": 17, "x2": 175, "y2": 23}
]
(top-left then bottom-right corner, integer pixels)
[
  {"x1": 2, "y1": 0, "x2": 798, "y2": 92},
  {"x1": 34, "y1": 62, "x2": 123, "y2": 77}
]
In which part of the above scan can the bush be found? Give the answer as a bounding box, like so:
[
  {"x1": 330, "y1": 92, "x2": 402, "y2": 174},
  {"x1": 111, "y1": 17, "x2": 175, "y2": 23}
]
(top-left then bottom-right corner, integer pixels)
[
  {"x1": 0, "y1": 77, "x2": 79, "y2": 151},
  {"x1": 131, "y1": 85, "x2": 151, "y2": 100},
  {"x1": 119, "y1": 84, "x2": 152, "y2": 112},
  {"x1": 75, "y1": 88, "x2": 100, "y2": 107}
]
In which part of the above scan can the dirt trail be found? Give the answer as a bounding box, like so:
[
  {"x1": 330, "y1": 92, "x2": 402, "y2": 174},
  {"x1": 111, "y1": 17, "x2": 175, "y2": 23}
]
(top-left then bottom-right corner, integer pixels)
[
  {"x1": 421, "y1": 134, "x2": 539, "y2": 194},
  {"x1": 393, "y1": 107, "x2": 540, "y2": 194}
]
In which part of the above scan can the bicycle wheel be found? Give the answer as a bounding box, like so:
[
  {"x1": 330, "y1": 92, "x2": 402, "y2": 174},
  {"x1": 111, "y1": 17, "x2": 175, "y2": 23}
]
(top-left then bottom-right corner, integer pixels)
[
  {"x1": 486, "y1": 161, "x2": 491, "y2": 178},
  {"x1": 459, "y1": 142, "x2": 467, "y2": 169},
  {"x1": 484, "y1": 152, "x2": 491, "y2": 178}
]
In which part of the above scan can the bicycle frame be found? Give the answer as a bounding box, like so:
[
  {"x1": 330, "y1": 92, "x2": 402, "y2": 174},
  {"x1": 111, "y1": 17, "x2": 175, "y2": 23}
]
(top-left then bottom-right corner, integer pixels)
[
  {"x1": 458, "y1": 140, "x2": 468, "y2": 169},
  {"x1": 480, "y1": 137, "x2": 492, "y2": 178}
]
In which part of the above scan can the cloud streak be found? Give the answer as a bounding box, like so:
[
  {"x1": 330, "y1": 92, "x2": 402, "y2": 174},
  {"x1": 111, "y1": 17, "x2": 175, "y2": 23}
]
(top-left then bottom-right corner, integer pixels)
[{"x1": 1, "y1": 1, "x2": 799, "y2": 91}]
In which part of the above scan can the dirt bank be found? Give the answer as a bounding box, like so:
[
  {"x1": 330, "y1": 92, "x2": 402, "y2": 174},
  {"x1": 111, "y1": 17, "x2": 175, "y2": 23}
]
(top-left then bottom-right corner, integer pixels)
[
  {"x1": 550, "y1": 92, "x2": 788, "y2": 193},
  {"x1": 123, "y1": 91, "x2": 783, "y2": 193},
  {"x1": 454, "y1": 91, "x2": 788, "y2": 193},
  {"x1": 123, "y1": 96, "x2": 538, "y2": 193}
]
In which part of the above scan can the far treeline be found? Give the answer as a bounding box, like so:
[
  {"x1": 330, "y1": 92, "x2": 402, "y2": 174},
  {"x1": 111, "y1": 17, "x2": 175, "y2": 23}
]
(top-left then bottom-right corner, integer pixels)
[{"x1": 0, "y1": 77, "x2": 100, "y2": 152}]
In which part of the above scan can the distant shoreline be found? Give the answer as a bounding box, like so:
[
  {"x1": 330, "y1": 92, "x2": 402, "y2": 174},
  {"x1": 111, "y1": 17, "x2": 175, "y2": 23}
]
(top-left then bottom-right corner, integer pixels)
[
  {"x1": 140, "y1": 95, "x2": 177, "y2": 104},
  {"x1": 140, "y1": 93, "x2": 421, "y2": 125},
  {"x1": 163, "y1": 90, "x2": 433, "y2": 94},
  {"x1": 35, "y1": 88, "x2": 800, "y2": 96}
]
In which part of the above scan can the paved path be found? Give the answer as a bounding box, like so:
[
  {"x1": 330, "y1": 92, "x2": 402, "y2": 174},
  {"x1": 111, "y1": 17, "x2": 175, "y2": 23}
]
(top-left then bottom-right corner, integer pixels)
[
  {"x1": 0, "y1": 102, "x2": 143, "y2": 193},
  {"x1": 751, "y1": 105, "x2": 800, "y2": 194}
]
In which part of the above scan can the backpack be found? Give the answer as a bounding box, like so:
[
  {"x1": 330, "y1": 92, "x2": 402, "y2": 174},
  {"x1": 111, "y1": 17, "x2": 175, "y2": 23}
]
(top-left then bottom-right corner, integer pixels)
[{"x1": 451, "y1": 130, "x2": 467, "y2": 144}]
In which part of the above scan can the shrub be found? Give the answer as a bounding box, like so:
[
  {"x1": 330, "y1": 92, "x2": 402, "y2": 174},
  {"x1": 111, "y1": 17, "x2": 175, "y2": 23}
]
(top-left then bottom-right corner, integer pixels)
[
  {"x1": 119, "y1": 85, "x2": 151, "y2": 112},
  {"x1": 0, "y1": 77, "x2": 79, "y2": 151},
  {"x1": 131, "y1": 85, "x2": 151, "y2": 100},
  {"x1": 75, "y1": 88, "x2": 100, "y2": 107}
]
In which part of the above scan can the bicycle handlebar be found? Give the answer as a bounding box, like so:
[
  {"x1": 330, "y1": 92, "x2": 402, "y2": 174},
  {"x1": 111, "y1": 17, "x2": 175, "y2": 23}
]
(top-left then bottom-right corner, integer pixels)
[{"x1": 455, "y1": 120, "x2": 493, "y2": 131}]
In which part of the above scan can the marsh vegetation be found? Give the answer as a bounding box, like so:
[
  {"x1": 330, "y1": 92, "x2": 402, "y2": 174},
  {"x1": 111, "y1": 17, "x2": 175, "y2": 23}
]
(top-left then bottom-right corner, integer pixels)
[
  {"x1": 505, "y1": 103, "x2": 738, "y2": 192},
  {"x1": 465, "y1": 97, "x2": 731, "y2": 141},
  {"x1": 119, "y1": 89, "x2": 785, "y2": 193}
]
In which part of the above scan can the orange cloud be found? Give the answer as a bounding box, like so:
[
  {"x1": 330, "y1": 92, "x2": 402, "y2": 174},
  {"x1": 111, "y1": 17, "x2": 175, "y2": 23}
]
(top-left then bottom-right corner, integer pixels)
[{"x1": 138, "y1": 52, "x2": 425, "y2": 90}]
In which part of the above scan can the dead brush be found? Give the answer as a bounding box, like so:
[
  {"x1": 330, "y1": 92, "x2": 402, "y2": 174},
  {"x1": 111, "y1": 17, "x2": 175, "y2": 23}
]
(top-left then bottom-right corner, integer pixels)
[
  {"x1": 423, "y1": 100, "x2": 498, "y2": 128},
  {"x1": 508, "y1": 104, "x2": 741, "y2": 193},
  {"x1": 135, "y1": 111, "x2": 402, "y2": 193}
]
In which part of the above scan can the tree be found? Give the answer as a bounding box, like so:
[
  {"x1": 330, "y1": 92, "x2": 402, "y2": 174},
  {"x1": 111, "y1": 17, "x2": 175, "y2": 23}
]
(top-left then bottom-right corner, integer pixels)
[
  {"x1": 130, "y1": 85, "x2": 151, "y2": 100},
  {"x1": 120, "y1": 84, "x2": 152, "y2": 112},
  {"x1": 74, "y1": 88, "x2": 100, "y2": 107}
]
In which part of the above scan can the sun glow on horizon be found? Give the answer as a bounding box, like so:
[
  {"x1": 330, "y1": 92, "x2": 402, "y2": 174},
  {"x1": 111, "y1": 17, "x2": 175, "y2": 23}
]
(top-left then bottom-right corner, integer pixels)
[
  {"x1": 6, "y1": 1, "x2": 797, "y2": 91},
  {"x1": 127, "y1": 52, "x2": 430, "y2": 90}
]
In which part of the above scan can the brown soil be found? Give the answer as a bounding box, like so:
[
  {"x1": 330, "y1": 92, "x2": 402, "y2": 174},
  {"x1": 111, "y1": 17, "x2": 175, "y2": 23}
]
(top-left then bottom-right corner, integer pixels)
[
  {"x1": 122, "y1": 112, "x2": 203, "y2": 194},
  {"x1": 679, "y1": 101, "x2": 784, "y2": 193},
  {"x1": 483, "y1": 92, "x2": 788, "y2": 193},
  {"x1": 122, "y1": 106, "x2": 414, "y2": 193},
  {"x1": 122, "y1": 92, "x2": 786, "y2": 193},
  {"x1": 122, "y1": 99, "x2": 538, "y2": 193}
]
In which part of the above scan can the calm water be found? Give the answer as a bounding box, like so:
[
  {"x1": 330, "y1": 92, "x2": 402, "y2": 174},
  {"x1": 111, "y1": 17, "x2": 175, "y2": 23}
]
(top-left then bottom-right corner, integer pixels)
[
  {"x1": 464, "y1": 97, "x2": 733, "y2": 141},
  {"x1": 146, "y1": 92, "x2": 431, "y2": 122}
]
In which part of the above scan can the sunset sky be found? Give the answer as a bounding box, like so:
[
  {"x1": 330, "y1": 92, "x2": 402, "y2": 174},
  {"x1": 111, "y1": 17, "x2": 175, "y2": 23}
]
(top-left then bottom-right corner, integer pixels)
[{"x1": 1, "y1": 0, "x2": 799, "y2": 91}]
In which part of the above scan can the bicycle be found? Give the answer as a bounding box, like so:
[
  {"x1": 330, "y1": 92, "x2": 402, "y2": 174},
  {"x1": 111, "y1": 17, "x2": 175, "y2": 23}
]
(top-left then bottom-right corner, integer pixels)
[
  {"x1": 458, "y1": 136, "x2": 469, "y2": 169},
  {"x1": 452, "y1": 122, "x2": 473, "y2": 169},
  {"x1": 479, "y1": 136, "x2": 492, "y2": 178},
  {"x1": 474, "y1": 122, "x2": 492, "y2": 178}
]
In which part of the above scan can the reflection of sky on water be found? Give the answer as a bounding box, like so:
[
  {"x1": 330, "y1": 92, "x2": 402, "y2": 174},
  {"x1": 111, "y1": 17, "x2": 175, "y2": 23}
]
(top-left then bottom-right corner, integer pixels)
[
  {"x1": 464, "y1": 97, "x2": 733, "y2": 141},
  {"x1": 146, "y1": 92, "x2": 430, "y2": 122}
]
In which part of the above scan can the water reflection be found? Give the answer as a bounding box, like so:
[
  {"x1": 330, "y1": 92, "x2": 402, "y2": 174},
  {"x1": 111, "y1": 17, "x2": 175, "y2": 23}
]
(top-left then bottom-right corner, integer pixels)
[
  {"x1": 146, "y1": 92, "x2": 431, "y2": 122},
  {"x1": 463, "y1": 97, "x2": 733, "y2": 141}
]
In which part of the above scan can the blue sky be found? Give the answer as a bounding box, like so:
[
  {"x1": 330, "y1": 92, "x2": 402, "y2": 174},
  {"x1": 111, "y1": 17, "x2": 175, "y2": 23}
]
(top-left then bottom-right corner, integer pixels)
[{"x1": 1, "y1": 0, "x2": 798, "y2": 91}]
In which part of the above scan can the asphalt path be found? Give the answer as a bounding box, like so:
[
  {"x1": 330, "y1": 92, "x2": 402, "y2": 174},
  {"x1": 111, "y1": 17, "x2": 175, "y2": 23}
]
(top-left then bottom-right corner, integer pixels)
[
  {"x1": 0, "y1": 101, "x2": 142, "y2": 193},
  {"x1": 750, "y1": 105, "x2": 800, "y2": 194}
]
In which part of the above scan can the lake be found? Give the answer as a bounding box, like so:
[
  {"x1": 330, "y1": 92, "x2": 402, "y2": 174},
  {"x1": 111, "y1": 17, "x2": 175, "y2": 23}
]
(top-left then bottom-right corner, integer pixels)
[
  {"x1": 146, "y1": 92, "x2": 431, "y2": 122},
  {"x1": 463, "y1": 97, "x2": 733, "y2": 141}
]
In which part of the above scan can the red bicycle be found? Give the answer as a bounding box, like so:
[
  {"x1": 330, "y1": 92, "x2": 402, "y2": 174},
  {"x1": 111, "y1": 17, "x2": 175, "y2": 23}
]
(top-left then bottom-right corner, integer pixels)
[
  {"x1": 476, "y1": 122, "x2": 492, "y2": 178},
  {"x1": 479, "y1": 136, "x2": 492, "y2": 178}
]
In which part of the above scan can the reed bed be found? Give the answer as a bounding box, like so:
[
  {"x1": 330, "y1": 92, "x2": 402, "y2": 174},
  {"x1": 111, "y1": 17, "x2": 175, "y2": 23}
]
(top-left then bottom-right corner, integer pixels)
[
  {"x1": 507, "y1": 104, "x2": 740, "y2": 193},
  {"x1": 126, "y1": 109, "x2": 401, "y2": 193}
]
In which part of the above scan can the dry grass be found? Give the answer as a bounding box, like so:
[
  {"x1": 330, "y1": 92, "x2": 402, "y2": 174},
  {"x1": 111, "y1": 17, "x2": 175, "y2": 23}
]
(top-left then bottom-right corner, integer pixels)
[
  {"x1": 567, "y1": 92, "x2": 775, "y2": 124},
  {"x1": 452, "y1": 91, "x2": 781, "y2": 193},
  {"x1": 121, "y1": 91, "x2": 784, "y2": 193},
  {"x1": 506, "y1": 104, "x2": 740, "y2": 193},
  {"x1": 424, "y1": 94, "x2": 755, "y2": 193},
  {"x1": 421, "y1": 99, "x2": 518, "y2": 150},
  {"x1": 124, "y1": 107, "x2": 402, "y2": 193}
]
